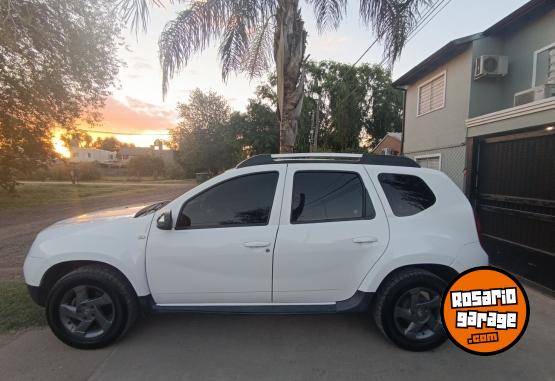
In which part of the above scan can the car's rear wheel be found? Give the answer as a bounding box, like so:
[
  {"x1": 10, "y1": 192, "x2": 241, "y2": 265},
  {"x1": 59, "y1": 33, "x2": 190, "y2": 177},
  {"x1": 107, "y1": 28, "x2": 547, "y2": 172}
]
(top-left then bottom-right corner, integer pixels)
[
  {"x1": 373, "y1": 268, "x2": 447, "y2": 351},
  {"x1": 46, "y1": 265, "x2": 138, "y2": 349}
]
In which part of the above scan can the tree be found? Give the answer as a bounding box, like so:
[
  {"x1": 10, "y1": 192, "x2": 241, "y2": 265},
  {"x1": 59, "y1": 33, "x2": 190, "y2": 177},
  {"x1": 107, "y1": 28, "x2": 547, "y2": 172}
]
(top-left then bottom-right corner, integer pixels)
[
  {"x1": 297, "y1": 61, "x2": 402, "y2": 152},
  {"x1": 119, "y1": 0, "x2": 430, "y2": 154},
  {"x1": 0, "y1": 0, "x2": 121, "y2": 191},
  {"x1": 93, "y1": 136, "x2": 135, "y2": 152},
  {"x1": 61, "y1": 131, "x2": 94, "y2": 149},
  {"x1": 170, "y1": 89, "x2": 240, "y2": 176},
  {"x1": 229, "y1": 100, "x2": 280, "y2": 157}
]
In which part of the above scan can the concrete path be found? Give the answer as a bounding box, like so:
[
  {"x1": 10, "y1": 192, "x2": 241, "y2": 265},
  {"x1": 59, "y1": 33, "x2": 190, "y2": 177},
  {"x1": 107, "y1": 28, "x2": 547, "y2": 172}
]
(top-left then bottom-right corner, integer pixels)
[{"x1": 1, "y1": 287, "x2": 553, "y2": 381}]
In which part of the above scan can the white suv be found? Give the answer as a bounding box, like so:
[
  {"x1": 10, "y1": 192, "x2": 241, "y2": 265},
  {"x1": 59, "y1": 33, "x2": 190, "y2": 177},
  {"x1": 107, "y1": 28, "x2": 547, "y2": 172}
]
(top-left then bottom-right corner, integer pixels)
[{"x1": 24, "y1": 153, "x2": 488, "y2": 350}]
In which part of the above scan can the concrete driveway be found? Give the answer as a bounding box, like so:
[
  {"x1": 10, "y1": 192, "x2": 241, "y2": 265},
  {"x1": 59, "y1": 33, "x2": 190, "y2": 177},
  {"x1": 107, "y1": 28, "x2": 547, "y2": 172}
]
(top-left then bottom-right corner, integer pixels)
[{"x1": 1, "y1": 287, "x2": 553, "y2": 381}]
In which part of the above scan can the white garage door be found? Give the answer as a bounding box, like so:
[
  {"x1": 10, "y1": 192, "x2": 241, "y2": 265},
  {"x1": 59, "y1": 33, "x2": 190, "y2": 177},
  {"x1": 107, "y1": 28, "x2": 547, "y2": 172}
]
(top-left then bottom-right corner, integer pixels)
[{"x1": 416, "y1": 155, "x2": 441, "y2": 170}]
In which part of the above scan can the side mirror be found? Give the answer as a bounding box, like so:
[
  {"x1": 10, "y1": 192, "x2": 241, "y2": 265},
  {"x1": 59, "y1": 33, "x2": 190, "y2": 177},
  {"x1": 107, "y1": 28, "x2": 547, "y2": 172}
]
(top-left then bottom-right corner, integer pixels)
[{"x1": 156, "y1": 211, "x2": 173, "y2": 230}]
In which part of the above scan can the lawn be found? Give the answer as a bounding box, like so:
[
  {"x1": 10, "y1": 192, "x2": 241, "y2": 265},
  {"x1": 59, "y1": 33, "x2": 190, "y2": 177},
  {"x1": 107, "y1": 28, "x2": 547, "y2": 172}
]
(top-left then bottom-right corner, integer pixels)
[
  {"x1": 0, "y1": 281, "x2": 45, "y2": 332},
  {"x1": 0, "y1": 183, "x2": 157, "y2": 210}
]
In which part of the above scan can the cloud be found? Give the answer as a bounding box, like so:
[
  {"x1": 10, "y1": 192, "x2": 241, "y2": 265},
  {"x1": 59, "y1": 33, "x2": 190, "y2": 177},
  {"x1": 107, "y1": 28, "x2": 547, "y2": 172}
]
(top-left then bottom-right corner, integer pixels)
[
  {"x1": 97, "y1": 97, "x2": 177, "y2": 134},
  {"x1": 125, "y1": 97, "x2": 177, "y2": 120},
  {"x1": 133, "y1": 61, "x2": 154, "y2": 71}
]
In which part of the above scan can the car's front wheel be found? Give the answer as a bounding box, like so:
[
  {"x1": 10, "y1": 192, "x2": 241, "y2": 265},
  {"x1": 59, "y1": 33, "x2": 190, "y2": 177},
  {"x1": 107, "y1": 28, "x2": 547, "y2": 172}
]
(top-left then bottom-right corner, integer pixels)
[
  {"x1": 46, "y1": 265, "x2": 138, "y2": 349},
  {"x1": 373, "y1": 268, "x2": 447, "y2": 351}
]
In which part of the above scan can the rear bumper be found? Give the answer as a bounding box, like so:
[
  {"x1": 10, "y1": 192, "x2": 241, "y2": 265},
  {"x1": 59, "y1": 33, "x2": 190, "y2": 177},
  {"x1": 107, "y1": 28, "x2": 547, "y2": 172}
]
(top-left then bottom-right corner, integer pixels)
[{"x1": 451, "y1": 241, "x2": 489, "y2": 273}]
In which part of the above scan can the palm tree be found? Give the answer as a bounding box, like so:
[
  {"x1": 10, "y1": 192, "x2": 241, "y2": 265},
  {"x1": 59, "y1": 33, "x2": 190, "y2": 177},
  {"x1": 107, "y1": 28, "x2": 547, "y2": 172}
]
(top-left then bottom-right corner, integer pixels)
[{"x1": 119, "y1": 0, "x2": 430, "y2": 153}]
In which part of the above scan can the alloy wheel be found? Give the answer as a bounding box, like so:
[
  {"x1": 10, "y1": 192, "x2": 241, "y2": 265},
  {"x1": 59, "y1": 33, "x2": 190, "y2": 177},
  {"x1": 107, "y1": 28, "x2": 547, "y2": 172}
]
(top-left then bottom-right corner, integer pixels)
[
  {"x1": 393, "y1": 287, "x2": 442, "y2": 340},
  {"x1": 58, "y1": 285, "x2": 115, "y2": 339}
]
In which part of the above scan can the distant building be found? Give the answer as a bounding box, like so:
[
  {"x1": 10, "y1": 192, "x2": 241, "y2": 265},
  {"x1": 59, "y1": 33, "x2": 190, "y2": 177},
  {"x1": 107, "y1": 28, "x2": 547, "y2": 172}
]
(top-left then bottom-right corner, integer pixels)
[
  {"x1": 69, "y1": 147, "x2": 116, "y2": 163},
  {"x1": 371, "y1": 132, "x2": 402, "y2": 156},
  {"x1": 119, "y1": 147, "x2": 152, "y2": 160},
  {"x1": 119, "y1": 141, "x2": 176, "y2": 166}
]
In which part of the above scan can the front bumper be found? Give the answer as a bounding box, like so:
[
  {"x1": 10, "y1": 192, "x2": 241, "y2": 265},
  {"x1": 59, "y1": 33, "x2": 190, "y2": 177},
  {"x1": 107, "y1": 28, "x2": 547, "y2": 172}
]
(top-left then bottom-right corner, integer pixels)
[{"x1": 26, "y1": 284, "x2": 44, "y2": 306}]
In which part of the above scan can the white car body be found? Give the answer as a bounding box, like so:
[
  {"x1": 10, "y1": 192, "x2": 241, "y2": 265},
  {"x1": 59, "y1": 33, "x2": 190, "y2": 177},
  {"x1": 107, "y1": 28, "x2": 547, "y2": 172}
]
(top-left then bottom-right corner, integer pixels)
[{"x1": 24, "y1": 154, "x2": 488, "y2": 310}]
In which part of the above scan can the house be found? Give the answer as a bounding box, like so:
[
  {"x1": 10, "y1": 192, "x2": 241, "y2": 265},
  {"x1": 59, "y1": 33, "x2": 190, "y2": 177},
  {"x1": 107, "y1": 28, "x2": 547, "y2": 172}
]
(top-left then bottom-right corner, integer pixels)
[
  {"x1": 119, "y1": 146, "x2": 152, "y2": 161},
  {"x1": 393, "y1": 0, "x2": 555, "y2": 289},
  {"x1": 119, "y1": 141, "x2": 176, "y2": 167},
  {"x1": 69, "y1": 147, "x2": 116, "y2": 163},
  {"x1": 371, "y1": 132, "x2": 402, "y2": 156}
]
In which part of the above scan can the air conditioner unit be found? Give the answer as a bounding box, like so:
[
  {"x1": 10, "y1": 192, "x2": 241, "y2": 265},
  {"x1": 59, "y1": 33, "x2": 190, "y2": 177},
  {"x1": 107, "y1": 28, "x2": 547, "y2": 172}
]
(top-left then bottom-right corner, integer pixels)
[
  {"x1": 514, "y1": 84, "x2": 555, "y2": 106},
  {"x1": 474, "y1": 55, "x2": 508, "y2": 79}
]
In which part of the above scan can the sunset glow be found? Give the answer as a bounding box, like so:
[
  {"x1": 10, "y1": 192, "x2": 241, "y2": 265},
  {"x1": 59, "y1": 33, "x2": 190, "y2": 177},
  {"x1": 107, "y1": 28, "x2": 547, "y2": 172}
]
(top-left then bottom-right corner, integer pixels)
[{"x1": 51, "y1": 127, "x2": 170, "y2": 158}]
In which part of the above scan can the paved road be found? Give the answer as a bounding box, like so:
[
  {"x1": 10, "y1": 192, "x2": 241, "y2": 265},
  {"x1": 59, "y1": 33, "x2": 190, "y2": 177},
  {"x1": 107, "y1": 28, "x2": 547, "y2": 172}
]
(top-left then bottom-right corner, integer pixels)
[
  {"x1": 0, "y1": 183, "x2": 194, "y2": 280},
  {"x1": 1, "y1": 287, "x2": 554, "y2": 380}
]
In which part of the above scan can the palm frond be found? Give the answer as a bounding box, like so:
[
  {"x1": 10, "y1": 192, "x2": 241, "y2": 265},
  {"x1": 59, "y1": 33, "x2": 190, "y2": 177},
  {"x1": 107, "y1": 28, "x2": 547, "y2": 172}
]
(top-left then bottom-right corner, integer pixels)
[
  {"x1": 308, "y1": 0, "x2": 347, "y2": 32},
  {"x1": 218, "y1": 2, "x2": 253, "y2": 81},
  {"x1": 359, "y1": 0, "x2": 431, "y2": 63},
  {"x1": 219, "y1": 15, "x2": 250, "y2": 80},
  {"x1": 159, "y1": 0, "x2": 275, "y2": 96},
  {"x1": 158, "y1": 0, "x2": 233, "y2": 97},
  {"x1": 117, "y1": 0, "x2": 165, "y2": 34},
  {"x1": 242, "y1": 15, "x2": 275, "y2": 79}
]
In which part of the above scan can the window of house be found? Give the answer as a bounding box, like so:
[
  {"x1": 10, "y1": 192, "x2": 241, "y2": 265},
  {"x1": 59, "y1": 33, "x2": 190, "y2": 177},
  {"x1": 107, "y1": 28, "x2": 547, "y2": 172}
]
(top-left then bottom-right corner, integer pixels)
[
  {"x1": 415, "y1": 154, "x2": 441, "y2": 170},
  {"x1": 87, "y1": 153, "x2": 91, "y2": 158},
  {"x1": 291, "y1": 171, "x2": 375, "y2": 224},
  {"x1": 176, "y1": 172, "x2": 278, "y2": 229},
  {"x1": 378, "y1": 173, "x2": 436, "y2": 217},
  {"x1": 533, "y1": 43, "x2": 555, "y2": 87},
  {"x1": 417, "y1": 71, "x2": 446, "y2": 116}
]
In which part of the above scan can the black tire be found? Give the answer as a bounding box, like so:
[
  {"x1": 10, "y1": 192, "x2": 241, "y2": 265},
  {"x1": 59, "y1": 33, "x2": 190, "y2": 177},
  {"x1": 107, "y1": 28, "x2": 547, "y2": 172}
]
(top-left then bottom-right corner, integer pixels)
[
  {"x1": 46, "y1": 265, "x2": 138, "y2": 349},
  {"x1": 373, "y1": 268, "x2": 447, "y2": 351}
]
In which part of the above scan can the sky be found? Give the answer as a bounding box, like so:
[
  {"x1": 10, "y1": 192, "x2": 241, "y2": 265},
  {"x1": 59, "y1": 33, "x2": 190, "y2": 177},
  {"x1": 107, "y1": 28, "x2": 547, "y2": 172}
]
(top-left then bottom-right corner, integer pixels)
[{"x1": 66, "y1": 0, "x2": 530, "y2": 151}]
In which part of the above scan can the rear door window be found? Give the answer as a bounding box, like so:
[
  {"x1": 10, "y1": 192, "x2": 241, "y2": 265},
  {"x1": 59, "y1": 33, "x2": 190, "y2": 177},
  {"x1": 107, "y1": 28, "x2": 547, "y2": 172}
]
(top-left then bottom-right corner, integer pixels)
[
  {"x1": 291, "y1": 171, "x2": 375, "y2": 223},
  {"x1": 378, "y1": 173, "x2": 436, "y2": 217}
]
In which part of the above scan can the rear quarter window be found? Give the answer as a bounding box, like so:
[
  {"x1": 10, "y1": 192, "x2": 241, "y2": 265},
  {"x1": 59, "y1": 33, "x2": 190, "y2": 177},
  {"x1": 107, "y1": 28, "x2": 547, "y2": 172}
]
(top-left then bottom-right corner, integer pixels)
[{"x1": 378, "y1": 173, "x2": 436, "y2": 217}]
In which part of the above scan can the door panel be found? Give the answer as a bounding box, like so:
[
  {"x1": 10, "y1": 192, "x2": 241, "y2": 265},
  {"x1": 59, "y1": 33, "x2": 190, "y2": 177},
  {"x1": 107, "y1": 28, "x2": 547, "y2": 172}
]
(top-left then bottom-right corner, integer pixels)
[
  {"x1": 146, "y1": 168, "x2": 285, "y2": 304},
  {"x1": 273, "y1": 164, "x2": 389, "y2": 303}
]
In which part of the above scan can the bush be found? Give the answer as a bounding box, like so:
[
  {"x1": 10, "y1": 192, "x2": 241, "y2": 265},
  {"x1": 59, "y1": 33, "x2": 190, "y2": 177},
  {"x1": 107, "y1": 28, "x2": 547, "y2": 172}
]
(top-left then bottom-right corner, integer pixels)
[
  {"x1": 74, "y1": 162, "x2": 101, "y2": 181},
  {"x1": 21, "y1": 167, "x2": 50, "y2": 181},
  {"x1": 48, "y1": 162, "x2": 71, "y2": 180},
  {"x1": 127, "y1": 155, "x2": 165, "y2": 179},
  {"x1": 166, "y1": 163, "x2": 187, "y2": 179},
  {"x1": 22, "y1": 161, "x2": 101, "y2": 182}
]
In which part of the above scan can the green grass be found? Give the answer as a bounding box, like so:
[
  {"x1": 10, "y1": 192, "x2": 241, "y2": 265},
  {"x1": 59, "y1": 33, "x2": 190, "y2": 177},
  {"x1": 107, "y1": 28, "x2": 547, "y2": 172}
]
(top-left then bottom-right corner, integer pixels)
[
  {"x1": 0, "y1": 281, "x2": 45, "y2": 332},
  {"x1": 0, "y1": 183, "x2": 157, "y2": 210}
]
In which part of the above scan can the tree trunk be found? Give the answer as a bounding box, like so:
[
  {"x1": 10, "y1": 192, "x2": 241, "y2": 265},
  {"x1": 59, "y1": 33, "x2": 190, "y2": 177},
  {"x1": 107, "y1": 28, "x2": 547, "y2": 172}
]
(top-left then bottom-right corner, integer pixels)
[{"x1": 275, "y1": 0, "x2": 306, "y2": 153}]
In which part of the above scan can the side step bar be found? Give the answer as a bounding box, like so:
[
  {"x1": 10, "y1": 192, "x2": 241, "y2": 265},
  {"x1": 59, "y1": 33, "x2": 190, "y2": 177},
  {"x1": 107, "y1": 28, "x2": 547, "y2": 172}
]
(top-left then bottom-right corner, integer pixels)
[{"x1": 140, "y1": 291, "x2": 374, "y2": 315}]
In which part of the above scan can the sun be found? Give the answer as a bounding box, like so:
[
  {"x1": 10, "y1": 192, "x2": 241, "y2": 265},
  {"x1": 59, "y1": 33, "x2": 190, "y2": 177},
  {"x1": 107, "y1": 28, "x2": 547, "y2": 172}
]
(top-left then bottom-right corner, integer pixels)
[{"x1": 51, "y1": 129, "x2": 71, "y2": 158}]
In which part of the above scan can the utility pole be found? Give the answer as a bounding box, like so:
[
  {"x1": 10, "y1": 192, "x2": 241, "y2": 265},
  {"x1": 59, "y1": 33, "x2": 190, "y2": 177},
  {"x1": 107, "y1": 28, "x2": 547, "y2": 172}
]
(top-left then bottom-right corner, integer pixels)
[
  {"x1": 313, "y1": 96, "x2": 320, "y2": 151},
  {"x1": 309, "y1": 92, "x2": 321, "y2": 152},
  {"x1": 309, "y1": 111, "x2": 314, "y2": 152}
]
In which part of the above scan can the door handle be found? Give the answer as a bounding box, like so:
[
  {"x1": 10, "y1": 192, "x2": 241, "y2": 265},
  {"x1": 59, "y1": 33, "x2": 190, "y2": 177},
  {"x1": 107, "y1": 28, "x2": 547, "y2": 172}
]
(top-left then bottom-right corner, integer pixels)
[
  {"x1": 244, "y1": 241, "x2": 271, "y2": 248},
  {"x1": 352, "y1": 236, "x2": 378, "y2": 244}
]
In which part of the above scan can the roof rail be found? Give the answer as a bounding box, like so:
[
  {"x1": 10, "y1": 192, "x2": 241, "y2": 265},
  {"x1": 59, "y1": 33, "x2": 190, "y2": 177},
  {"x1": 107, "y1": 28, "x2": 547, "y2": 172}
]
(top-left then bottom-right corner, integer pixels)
[{"x1": 236, "y1": 153, "x2": 419, "y2": 168}]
